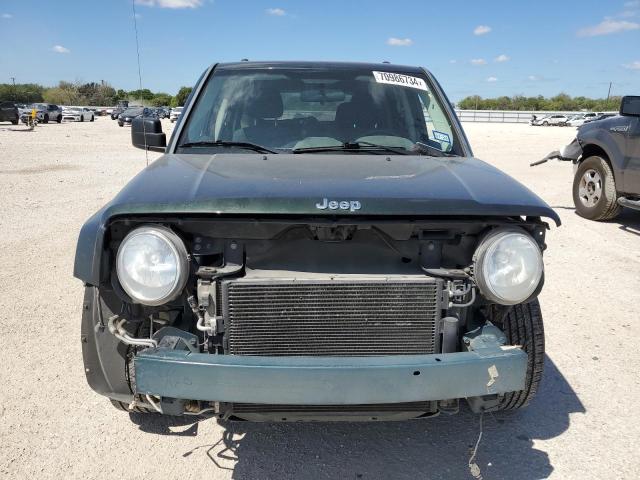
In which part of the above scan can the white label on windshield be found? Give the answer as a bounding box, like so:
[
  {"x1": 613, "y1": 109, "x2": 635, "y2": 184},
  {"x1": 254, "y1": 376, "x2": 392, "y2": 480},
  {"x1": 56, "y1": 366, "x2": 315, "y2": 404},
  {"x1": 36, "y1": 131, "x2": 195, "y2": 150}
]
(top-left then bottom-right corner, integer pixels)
[{"x1": 372, "y1": 71, "x2": 428, "y2": 91}]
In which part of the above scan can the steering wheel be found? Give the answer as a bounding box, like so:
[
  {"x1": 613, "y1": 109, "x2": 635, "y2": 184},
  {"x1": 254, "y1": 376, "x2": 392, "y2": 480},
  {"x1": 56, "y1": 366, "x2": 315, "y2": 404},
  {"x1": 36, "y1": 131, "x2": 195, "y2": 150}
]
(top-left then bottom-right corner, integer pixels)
[{"x1": 296, "y1": 116, "x2": 319, "y2": 128}]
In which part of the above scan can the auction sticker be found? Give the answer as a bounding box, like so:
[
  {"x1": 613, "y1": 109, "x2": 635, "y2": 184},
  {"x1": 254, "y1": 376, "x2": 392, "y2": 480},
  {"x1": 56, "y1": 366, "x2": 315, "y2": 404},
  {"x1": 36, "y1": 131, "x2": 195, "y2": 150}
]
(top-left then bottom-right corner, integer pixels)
[
  {"x1": 372, "y1": 71, "x2": 428, "y2": 91},
  {"x1": 433, "y1": 130, "x2": 451, "y2": 144}
]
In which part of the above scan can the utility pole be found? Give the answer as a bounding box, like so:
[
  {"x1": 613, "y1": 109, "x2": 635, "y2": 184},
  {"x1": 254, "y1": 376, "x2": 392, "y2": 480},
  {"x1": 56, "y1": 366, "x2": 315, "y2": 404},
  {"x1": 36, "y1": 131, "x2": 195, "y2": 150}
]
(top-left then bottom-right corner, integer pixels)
[
  {"x1": 10, "y1": 77, "x2": 16, "y2": 100},
  {"x1": 11, "y1": 77, "x2": 16, "y2": 86},
  {"x1": 606, "y1": 82, "x2": 612, "y2": 110}
]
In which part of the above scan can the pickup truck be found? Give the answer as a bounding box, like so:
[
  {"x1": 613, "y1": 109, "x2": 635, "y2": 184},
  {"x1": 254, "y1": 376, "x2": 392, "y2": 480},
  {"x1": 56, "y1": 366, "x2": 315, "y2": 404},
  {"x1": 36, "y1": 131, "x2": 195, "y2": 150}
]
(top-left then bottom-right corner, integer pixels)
[{"x1": 535, "y1": 96, "x2": 640, "y2": 220}]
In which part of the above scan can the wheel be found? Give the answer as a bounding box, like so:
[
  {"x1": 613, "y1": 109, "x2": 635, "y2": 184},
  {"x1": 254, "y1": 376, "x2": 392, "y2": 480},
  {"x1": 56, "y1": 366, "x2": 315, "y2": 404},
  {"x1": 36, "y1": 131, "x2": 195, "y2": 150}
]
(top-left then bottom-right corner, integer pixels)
[
  {"x1": 492, "y1": 299, "x2": 545, "y2": 410},
  {"x1": 56, "y1": 115, "x2": 62, "y2": 123},
  {"x1": 542, "y1": 121, "x2": 548, "y2": 126},
  {"x1": 11, "y1": 117, "x2": 18, "y2": 125},
  {"x1": 90, "y1": 115, "x2": 94, "y2": 122},
  {"x1": 573, "y1": 156, "x2": 621, "y2": 221},
  {"x1": 80, "y1": 115, "x2": 84, "y2": 122},
  {"x1": 43, "y1": 114, "x2": 49, "y2": 124}
]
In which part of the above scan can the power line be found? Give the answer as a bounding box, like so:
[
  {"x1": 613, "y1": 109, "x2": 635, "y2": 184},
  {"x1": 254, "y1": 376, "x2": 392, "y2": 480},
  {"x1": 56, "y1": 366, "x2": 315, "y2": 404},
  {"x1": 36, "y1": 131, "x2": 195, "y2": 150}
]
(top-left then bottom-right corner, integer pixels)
[{"x1": 131, "y1": 0, "x2": 149, "y2": 166}]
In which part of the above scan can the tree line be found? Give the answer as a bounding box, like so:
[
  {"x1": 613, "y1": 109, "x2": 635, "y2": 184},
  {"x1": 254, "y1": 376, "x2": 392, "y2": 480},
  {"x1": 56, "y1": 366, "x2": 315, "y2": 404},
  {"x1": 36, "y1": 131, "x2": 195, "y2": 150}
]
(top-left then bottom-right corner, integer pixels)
[
  {"x1": 0, "y1": 81, "x2": 193, "y2": 107},
  {"x1": 457, "y1": 94, "x2": 622, "y2": 112}
]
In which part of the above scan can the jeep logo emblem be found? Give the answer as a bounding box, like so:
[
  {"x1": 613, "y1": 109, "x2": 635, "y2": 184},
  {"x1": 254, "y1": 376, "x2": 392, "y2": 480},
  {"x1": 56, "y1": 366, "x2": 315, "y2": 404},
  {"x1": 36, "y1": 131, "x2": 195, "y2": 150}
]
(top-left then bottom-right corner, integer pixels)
[{"x1": 315, "y1": 198, "x2": 362, "y2": 212}]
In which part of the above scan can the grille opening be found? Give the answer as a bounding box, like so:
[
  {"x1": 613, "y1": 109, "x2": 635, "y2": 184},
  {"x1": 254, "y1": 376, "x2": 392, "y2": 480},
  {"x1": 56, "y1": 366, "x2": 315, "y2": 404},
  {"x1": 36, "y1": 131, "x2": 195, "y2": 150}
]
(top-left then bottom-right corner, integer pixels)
[{"x1": 230, "y1": 401, "x2": 437, "y2": 414}]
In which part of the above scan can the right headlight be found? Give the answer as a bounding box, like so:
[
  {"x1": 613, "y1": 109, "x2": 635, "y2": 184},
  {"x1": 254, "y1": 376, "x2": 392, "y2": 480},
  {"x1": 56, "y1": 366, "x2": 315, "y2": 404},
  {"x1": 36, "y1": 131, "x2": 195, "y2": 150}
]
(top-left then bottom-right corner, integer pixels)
[{"x1": 473, "y1": 228, "x2": 543, "y2": 305}]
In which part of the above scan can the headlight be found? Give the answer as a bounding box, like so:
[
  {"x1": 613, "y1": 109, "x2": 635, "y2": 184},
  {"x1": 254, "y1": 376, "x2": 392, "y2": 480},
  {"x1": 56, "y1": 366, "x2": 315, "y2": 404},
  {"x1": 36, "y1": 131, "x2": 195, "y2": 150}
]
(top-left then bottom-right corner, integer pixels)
[
  {"x1": 116, "y1": 226, "x2": 188, "y2": 306},
  {"x1": 473, "y1": 228, "x2": 543, "y2": 305}
]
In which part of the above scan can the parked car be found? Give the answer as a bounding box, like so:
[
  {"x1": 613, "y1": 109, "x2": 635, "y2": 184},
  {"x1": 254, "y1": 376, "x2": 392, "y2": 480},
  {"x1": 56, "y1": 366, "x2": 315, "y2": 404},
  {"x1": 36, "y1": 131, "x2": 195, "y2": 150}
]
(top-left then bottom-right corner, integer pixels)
[
  {"x1": 532, "y1": 114, "x2": 569, "y2": 126},
  {"x1": 62, "y1": 107, "x2": 95, "y2": 122},
  {"x1": 20, "y1": 103, "x2": 62, "y2": 124},
  {"x1": 534, "y1": 96, "x2": 639, "y2": 220},
  {"x1": 0, "y1": 101, "x2": 19, "y2": 124},
  {"x1": 117, "y1": 107, "x2": 154, "y2": 127},
  {"x1": 76, "y1": 61, "x2": 557, "y2": 421},
  {"x1": 153, "y1": 107, "x2": 168, "y2": 119},
  {"x1": 110, "y1": 107, "x2": 124, "y2": 120},
  {"x1": 169, "y1": 106, "x2": 183, "y2": 122},
  {"x1": 583, "y1": 113, "x2": 616, "y2": 124}
]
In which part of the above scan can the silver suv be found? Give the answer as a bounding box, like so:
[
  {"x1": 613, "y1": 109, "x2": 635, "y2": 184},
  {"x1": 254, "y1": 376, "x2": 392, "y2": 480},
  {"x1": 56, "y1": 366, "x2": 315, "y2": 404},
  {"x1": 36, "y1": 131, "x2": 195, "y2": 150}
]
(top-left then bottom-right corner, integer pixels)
[{"x1": 21, "y1": 103, "x2": 63, "y2": 124}]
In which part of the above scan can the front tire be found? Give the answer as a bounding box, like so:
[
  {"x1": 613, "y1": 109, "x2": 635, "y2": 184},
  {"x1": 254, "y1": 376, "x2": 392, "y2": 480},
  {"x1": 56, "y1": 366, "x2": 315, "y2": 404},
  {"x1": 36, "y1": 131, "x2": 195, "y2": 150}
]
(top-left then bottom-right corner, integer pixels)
[
  {"x1": 573, "y1": 156, "x2": 621, "y2": 221},
  {"x1": 43, "y1": 114, "x2": 49, "y2": 124},
  {"x1": 542, "y1": 121, "x2": 548, "y2": 126},
  {"x1": 56, "y1": 115, "x2": 62, "y2": 123},
  {"x1": 90, "y1": 115, "x2": 94, "y2": 122},
  {"x1": 492, "y1": 299, "x2": 545, "y2": 411}
]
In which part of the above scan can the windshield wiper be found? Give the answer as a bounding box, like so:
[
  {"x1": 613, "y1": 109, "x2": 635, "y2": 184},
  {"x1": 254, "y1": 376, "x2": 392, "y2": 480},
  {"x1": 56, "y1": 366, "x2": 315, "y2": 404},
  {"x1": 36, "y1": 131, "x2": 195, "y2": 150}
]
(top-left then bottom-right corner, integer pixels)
[
  {"x1": 413, "y1": 141, "x2": 455, "y2": 157},
  {"x1": 292, "y1": 141, "x2": 408, "y2": 155},
  {"x1": 178, "y1": 140, "x2": 278, "y2": 154}
]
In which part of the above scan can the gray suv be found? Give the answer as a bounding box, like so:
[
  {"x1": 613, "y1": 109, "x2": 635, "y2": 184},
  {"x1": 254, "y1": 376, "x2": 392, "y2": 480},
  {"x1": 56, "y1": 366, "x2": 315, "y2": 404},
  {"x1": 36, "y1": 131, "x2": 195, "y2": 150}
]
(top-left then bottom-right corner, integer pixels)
[{"x1": 20, "y1": 103, "x2": 63, "y2": 124}]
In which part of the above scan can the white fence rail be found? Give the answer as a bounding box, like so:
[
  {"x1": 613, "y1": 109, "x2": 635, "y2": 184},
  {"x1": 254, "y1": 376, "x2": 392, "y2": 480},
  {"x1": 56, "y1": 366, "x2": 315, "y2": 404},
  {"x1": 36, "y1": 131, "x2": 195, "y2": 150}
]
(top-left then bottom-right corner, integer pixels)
[{"x1": 455, "y1": 110, "x2": 617, "y2": 124}]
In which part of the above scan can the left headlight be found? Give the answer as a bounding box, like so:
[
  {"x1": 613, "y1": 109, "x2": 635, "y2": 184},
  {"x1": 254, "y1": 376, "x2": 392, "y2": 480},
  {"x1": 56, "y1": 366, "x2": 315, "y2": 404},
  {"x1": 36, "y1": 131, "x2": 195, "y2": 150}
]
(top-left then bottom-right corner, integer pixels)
[
  {"x1": 116, "y1": 226, "x2": 188, "y2": 306},
  {"x1": 473, "y1": 228, "x2": 543, "y2": 305}
]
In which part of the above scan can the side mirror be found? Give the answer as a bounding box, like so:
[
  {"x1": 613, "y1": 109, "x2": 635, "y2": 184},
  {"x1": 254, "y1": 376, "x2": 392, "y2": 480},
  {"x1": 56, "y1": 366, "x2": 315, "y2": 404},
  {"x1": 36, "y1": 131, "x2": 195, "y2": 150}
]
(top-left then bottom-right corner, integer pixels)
[
  {"x1": 132, "y1": 116, "x2": 167, "y2": 152},
  {"x1": 620, "y1": 96, "x2": 640, "y2": 117}
]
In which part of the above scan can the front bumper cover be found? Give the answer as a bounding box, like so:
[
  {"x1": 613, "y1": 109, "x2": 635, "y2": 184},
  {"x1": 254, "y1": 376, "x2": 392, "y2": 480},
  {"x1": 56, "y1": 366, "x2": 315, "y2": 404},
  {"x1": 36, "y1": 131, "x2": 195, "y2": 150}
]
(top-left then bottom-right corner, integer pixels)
[{"x1": 134, "y1": 330, "x2": 526, "y2": 406}]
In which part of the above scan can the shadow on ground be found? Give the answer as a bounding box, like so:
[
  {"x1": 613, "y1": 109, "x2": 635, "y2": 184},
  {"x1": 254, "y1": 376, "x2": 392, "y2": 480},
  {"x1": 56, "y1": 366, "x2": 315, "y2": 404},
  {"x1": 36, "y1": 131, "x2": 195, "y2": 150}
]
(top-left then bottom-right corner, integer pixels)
[
  {"x1": 132, "y1": 355, "x2": 583, "y2": 479},
  {"x1": 614, "y1": 209, "x2": 640, "y2": 236},
  {"x1": 551, "y1": 205, "x2": 640, "y2": 236}
]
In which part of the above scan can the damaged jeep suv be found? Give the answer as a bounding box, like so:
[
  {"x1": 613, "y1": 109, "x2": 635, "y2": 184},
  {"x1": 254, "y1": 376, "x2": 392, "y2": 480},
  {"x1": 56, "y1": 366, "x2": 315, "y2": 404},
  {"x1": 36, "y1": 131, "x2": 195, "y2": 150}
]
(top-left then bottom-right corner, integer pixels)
[{"x1": 75, "y1": 61, "x2": 558, "y2": 421}]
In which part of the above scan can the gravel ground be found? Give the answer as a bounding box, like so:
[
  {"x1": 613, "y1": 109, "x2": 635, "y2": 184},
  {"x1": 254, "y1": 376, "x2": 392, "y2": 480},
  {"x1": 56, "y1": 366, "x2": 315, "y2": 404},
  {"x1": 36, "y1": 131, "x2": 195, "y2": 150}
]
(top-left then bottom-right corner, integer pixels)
[{"x1": 0, "y1": 118, "x2": 639, "y2": 480}]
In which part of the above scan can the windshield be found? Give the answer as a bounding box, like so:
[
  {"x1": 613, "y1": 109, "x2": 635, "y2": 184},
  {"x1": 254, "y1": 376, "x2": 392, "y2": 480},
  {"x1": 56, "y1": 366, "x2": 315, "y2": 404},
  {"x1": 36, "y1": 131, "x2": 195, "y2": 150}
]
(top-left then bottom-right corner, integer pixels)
[
  {"x1": 177, "y1": 66, "x2": 460, "y2": 155},
  {"x1": 123, "y1": 108, "x2": 143, "y2": 116}
]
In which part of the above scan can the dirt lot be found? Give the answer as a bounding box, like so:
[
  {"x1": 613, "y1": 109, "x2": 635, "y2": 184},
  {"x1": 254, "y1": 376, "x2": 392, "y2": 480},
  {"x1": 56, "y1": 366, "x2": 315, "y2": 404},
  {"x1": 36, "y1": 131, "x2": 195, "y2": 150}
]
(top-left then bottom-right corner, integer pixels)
[{"x1": 1, "y1": 118, "x2": 639, "y2": 480}]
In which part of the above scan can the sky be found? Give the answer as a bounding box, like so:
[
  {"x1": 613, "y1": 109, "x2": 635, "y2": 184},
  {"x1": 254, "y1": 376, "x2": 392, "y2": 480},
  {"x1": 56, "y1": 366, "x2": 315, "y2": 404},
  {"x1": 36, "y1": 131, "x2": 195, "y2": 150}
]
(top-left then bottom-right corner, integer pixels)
[{"x1": 0, "y1": 0, "x2": 639, "y2": 102}]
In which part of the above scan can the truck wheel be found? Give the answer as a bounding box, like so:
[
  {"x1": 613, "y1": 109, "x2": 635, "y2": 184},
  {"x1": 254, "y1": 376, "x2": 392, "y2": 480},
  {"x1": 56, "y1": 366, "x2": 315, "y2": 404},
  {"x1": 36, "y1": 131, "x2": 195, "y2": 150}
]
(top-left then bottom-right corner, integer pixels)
[
  {"x1": 542, "y1": 121, "x2": 548, "y2": 126},
  {"x1": 573, "y1": 156, "x2": 621, "y2": 221},
  {"x1": 11, "y1": 117, "x2": 18, "y2": 125},
  {"x1": 90, "y1": 115, "x2": 94, "y2": 122},
  {"x1": 43, "y1": 114, "x2": 49, "y2": 124},
  {"x1": 493, "y1": 299, "x2": 545, "y2": 410},
  {"x1": 56, "y1": 115, "x2": 62, "y2": 123},
  {"x1": 110, "y1": 399, "x2": 156, "y2": 414}
]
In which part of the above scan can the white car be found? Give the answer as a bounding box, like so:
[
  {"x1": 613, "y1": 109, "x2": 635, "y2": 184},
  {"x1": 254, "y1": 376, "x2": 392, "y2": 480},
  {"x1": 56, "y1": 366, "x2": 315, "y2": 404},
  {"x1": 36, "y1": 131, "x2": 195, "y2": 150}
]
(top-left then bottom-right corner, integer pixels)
[
  {"x1": 533, "y1": 114, "x2": 569, "y2": 126},
  {"x1": 566, "y1": 112, "x2": 601, "y2": 127},
  {"x1": 170, "y1": 106, "x2": 183, "y2": 123},
  {"x1": 62, "y1": 107, "x2": 95, "y2": 122}
]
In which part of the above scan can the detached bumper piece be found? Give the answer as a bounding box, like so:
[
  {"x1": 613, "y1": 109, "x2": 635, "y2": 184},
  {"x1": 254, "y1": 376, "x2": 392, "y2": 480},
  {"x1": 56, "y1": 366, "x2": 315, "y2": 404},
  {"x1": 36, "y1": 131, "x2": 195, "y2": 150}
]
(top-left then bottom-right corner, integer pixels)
[
  {"x1": 618, "y1": 197, "x2": 640, "y2": 212},
  {"x1": 134, "y1": 325, "x2": 526, "y2": 414}
]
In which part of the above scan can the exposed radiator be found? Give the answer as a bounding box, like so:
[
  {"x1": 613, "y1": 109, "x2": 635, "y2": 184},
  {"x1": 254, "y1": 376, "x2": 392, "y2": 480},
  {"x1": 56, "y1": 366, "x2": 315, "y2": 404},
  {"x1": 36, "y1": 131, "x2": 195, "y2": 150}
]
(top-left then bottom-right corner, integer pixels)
[{"x1": 222, "y1": 278, "x2": 441, "y2": 356}]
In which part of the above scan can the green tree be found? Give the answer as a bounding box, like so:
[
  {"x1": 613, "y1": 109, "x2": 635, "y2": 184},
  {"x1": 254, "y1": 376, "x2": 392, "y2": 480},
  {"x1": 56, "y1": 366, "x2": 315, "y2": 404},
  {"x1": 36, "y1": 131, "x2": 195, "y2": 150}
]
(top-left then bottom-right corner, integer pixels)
[
  {"x1": 457, "y1": 93, "x2": 621, "y2": 111},
  {"x1": 43, "y1": 87, "x2": 79, "y2": 105},
  {"x1": 128, "y1": 88, "x2": 154, "y2": 101},
  {"x1": 151, "y1": 93, "x2": 172, "y2": 107},
  {"x1": 174, "y1": 86, "x2": 193, "y2": 106},
  {"x1": 0, "y1": 83, "x2": 45, "y2": 103}
]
